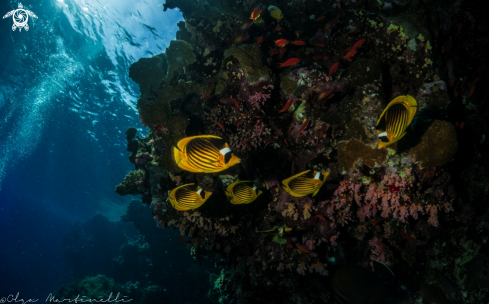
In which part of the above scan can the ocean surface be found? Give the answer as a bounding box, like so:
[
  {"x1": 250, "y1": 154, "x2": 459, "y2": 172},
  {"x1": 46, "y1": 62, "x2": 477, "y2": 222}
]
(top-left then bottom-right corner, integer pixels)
[{"x1": 0, "y1": 0, "x2": 211, "y2": 301}]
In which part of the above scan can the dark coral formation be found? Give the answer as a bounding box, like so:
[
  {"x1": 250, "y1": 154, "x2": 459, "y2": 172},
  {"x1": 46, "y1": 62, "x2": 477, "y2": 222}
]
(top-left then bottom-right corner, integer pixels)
[{"x1": 117, "y1": 0, "x2": 489, "y2": 302}]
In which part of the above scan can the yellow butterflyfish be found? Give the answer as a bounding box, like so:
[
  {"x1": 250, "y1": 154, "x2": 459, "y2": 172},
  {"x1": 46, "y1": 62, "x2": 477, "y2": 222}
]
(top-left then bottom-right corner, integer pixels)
[
  {"x1": 281, "y1": 170, "x2": 329, "y2": 197},
  {"x1": 172, "y1": 135, "x2": 240, "y2": 173},
  {"x1": 169, "y1": 183, "x2": 212, "y2": 211},
  {"x1": 225, "y1": 181, "x2": 262, "y2": 205},
  {"x1": 376, "y1": 95, "x2": 417, "y2": 148}
]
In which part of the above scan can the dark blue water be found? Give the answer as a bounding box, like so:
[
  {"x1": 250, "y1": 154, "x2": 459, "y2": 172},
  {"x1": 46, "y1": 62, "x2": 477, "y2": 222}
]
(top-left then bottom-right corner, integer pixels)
[{"x1": 0, "y1": 0, "x2": 200, "y2": 300}]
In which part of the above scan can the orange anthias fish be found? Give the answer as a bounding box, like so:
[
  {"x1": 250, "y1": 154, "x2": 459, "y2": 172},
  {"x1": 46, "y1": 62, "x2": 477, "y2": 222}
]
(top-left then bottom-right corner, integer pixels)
[
  {"x1": 234, "y1": 34, "x2": 250, "y2": 44},
  {"x1": 314, "y1": 215, "x2": 327, "y2": 221},
  {"x1": 275, "y1": 26, "x2": 283, "y2": 31},
  {"x1": 256, "y1": 36, "x2": 264, "y2": 47},
  {"x1": 212, "y1": 120, "x2": 225, "y2": 131},
  {"x1": 313, "y1": 55, "x2": 322, "y2": 60},
  {"x1": 343, "y1": 49, "x2": 358, "y2": 61},
  {"x1": 278, "y1": 99, "x2": 294, "y2": 113},
  {"x1": 275, "y1": 39, "x2": 289, "y2": 47},
  {"x1": 297, "y1": 119, "x2": 310, "y2": 134},
  {"x1": 351, "y1": 38, "x2": 366, "y2": 51},
  {"x1": 316, "y1": 16, "x2": 326, "y2": 22},
  {"x1": 279, "y1": 47, "x2": 286, "y2": 59},
  {"x1": 328, "y1": 62, "x2": 339, "y2": 76},
  {"x1": 278, "y1": 58, "x2": 300, "y2": 68},
  {"x1": 296, "y1": 245, "x2": 312, "y2": 253},
  {"x1": 291, "y1": 40, "x2": 306, "y2": 46},
  {"x1": 250, "y1": 8, "x2": 262, "y2": 20}
]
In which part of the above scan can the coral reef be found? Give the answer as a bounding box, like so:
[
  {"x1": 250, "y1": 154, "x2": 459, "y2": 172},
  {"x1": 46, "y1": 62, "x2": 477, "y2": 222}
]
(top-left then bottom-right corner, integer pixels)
[{"x1": 116, "y1": 0, "x2": 489, "y2": 302}]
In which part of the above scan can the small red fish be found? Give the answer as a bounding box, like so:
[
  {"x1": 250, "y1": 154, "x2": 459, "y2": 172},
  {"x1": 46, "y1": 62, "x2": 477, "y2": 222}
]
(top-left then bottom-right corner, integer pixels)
[
  {"x1": 230, "y1": 97, "x2": 240, "y2": 109},
  {"x1": 314, "y1": 43, "x2": 326, "y2": 47},
  {"x1": 291, "y1": 40, "x2": 306, "y2": 46},
  {"x1": 297, "y1": 119, "x2": 309, "y2": 134},
  {"x1": 256, "y1": 36, "x2": 264, "y2": 47},
  {"x1": 328, "y1": 62, "x2": 339, "y2": 76},
  {"x1": 240, "y1": 20, "x2": 254, "y2": 30},
  {"x1": 286, "y1": 242, "x2": 294, "y2": 249},
  {"x1": 469, "y1": 85, "x2": 475, "y2": 97},
  {"x1": 457, "y1": 22, "x2": 462, "y2": 35},
  {"x1": 324, "y1": 19, "x2": 337, "y2": 31},
  {"x1": 275, "y1": 39, "x2": 289, "y2": 47},
  {"x1": 237, "y1": 120, "x2": 242, "y2": 129},
  {"x1": 352, "y1": 23, "x2": 361, "y2": 34},
  {"x1": 250, "y1": 8, "x2": 262, "y2": 20},
  {"x1": 254, "y1": 116, "x2": 263, "y2": 118},
  {"x1": 284, "y1": 139, "x2": 289, "y2": 147},
  {"x1": 296, "y1": 245, "x2": 312, "y2": 253},
  {"x1": 278, "y1": 99, "x2": 294, "y2": 113},
  {"x1": 323, "y1": 55, "x2": 329, "y2": 60},
  {"x1": 314, "y1": 215, "x2": 326, "y2": 221},
  {"x1": 287, "y1": 125, "x2": 293, "y2": 133},
  {"x1": 202, "y1": 79, "x2": 214, "y2": 101},
  {"x1": 400, "y1": 232, "x2": 414, "y2": 244},
  {"x1": 366, "y1": 219, "x2": 384, "y2": 226},
  {"x1": 234, "y1": 34, "x2": 250, "y2": 44},
  {"x1": 212, "y1": 120, "x2": 225, "y2": 131},
  {"x1": 241, "y1": 139, "x2": 250, "y2": 147},
  {"x1": 351, "y1": 38, "x2": 366, "y2": 51},
  {"x1": 343, "y1": 49, "x2": 357, "y2": 61},
  {"x1": 279, "y1": 47, "x2": 286, "y2": 59},
  {"x1": 269, "y1": 47, "x2": 278, "y2": 56},
  {"x1": 318, "y1": 123, "x2": 327, "y2": 139},
  {"x1": 317, "y1": 89, "x2": 333, "y2": 101},
  {"x1": 459, "y1": 122, "x2": 465, "y2": 130},
  {"x1": 275, "y1": 26, "x2": 283, "y2": 31},
  {"x1": 278, "y1": 58, "x2": 300, "y2": 68},
  {"x1": 473, "y1": 77, "x2": 480, "y2": 86},
  {"x1": 316, "y1": 16, "x2": 325, "y2": 22},
  {"x1": 313, "y1": 55, "x2": 322, "y2": 60}
]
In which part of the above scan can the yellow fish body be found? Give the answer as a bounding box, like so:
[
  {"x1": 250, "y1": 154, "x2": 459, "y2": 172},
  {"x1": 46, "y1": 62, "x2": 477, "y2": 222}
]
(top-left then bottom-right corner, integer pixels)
[
  {"x1": 256, "y1": 226, "x2": 291, "y2": 236},
  {"x1": 172, "y1": 135, "x2": 240, "y2": 173},
  {"x1": 268, "y1": 5, "x2": 283, "y2": 20},
  {"x1": 376, "y1": 95, "x2": 417, "y2": 149},
  {"x1": 225, "y1": 181, "x2": 262, "y2": 204},
  {"x1": 282, "y1": 170, "x2": 329, "y2": 197},
  {"x1": 169, "y1": 183, "x2": 212, "y2": 211}
]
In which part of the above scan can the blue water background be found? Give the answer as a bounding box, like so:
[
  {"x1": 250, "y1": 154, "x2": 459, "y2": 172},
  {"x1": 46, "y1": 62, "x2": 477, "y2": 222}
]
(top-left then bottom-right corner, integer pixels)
[{"x1": 0, "y1": 0, "x2": 184, "y2": 297}]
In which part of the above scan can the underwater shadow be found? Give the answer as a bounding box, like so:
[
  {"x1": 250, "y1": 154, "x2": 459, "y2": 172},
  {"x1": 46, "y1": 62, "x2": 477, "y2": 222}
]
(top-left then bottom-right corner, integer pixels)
[{"x1": 396, "y1": 107, "x2": 436, "y2": 154}]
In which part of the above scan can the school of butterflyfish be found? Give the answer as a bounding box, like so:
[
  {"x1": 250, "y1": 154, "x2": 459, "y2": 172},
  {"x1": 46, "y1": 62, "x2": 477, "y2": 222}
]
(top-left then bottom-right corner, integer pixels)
[{"x1": 168, "y1": 96, "x2": 417, "y2": 211}]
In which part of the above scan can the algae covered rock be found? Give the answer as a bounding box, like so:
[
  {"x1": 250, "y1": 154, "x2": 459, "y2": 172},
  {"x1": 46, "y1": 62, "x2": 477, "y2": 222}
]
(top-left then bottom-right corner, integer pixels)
[
  {"x1": 54, "y1": 275, "x2": 120, "y2": 300},
  {"x1": 280, "y1": 70, "x2": 298, "y2": 95},
  {"x1": 129, "y1": 53, "x2": 167, "y2": 95},
  {"x1": 224, "y1": 44, "x2": 272, "y2": 83},
  {"x1": 165, "y1": 40, "x2": 196, "y2": 83},
  {"x1": 349, "y1": 58, "x2": 381, "y2": 87},
  {"x1": 408, "y1": 120, "x2": 457, "y2": 168},
  {"x1": 115, "y1": 170, "x2": 145, "y2": 195},
  {"x1": 337, "y1": 139, "x2": 388, "y2": 172}
]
